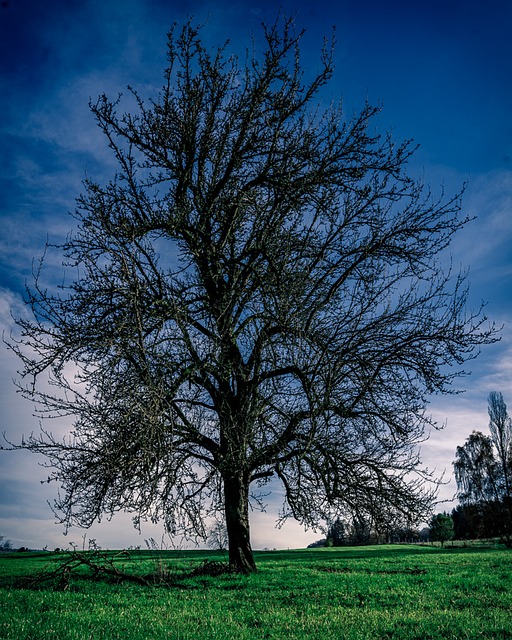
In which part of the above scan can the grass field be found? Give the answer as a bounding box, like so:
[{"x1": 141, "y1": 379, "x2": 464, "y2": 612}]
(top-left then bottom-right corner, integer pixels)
[{"x1": 0, "y1": 544, "x2": 511, "y2": 639}]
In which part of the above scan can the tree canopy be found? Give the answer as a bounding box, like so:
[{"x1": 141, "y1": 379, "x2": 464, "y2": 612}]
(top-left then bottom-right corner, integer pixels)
[
  {"x1": 429, "y1": 513, "x2": 454, "y2": 547},
  {"x1": 8, "y1": 18, "x2": 497, "y2": 572}
]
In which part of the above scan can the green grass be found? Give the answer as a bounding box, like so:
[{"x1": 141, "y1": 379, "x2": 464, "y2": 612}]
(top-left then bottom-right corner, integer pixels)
[{"x1": 1, "y1": 544, "x2": 511, "y2": 639}]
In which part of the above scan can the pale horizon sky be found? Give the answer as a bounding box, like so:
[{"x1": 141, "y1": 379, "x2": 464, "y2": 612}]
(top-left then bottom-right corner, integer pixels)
[{"x1": 1, "y1": 0, "x2": 511, "y2": 550}]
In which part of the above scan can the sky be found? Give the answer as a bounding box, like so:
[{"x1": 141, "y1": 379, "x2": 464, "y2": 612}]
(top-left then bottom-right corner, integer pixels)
[{"x1": 0, "y1": 0, "x2": 511, "y2": 551}]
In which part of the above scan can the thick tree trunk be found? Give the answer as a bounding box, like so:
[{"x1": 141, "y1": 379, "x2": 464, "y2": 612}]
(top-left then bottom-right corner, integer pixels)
[{"x1": 223, "y1": 472, "x2": 257, "y2": 573}]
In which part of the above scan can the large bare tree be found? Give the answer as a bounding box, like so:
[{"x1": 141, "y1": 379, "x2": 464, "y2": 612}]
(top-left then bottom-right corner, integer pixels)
[{"x1": 9, "y1": 19, "x2": 496, "y2": 572}]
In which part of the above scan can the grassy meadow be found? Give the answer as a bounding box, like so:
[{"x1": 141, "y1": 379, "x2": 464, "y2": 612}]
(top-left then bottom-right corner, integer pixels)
[{"x1": 0, "y1": 543, "x2": 511, "y2": 639}]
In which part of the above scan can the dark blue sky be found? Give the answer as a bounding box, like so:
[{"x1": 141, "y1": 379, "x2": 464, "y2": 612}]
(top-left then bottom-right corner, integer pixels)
[{"x1": 1, "y1": 0, "x2": 511, "y2": 549}]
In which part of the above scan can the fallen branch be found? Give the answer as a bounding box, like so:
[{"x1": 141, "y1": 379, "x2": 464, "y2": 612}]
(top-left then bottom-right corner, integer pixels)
[{"x1": 26, "y1": 549, "x2": 149, "y2": 590}]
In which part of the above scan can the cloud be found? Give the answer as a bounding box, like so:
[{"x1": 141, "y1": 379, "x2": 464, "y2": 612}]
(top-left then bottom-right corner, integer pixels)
[
  {"x1": 451, "y1": 170, "x2": 512, "y2": 286},
  {"x1": 250, "y1": 511, "x2": 316, "y2": 550},
  {"x1": 0, "y1": 288, "x2": 25, "y2": 325}
]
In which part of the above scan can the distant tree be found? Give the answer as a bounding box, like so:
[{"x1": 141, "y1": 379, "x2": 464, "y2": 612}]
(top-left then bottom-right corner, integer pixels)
[
  {"x1": 488, "y1": 391, "x2": 512, "y2": 500},
  {"x1": 207, "y1": 519, "x2": 228, "y2": 552},
  {"x1": 451, "y1": 504, "x2": 477, "y2": 541},
  {"x1": 388, "y1": 525, "x2": 420, "y2": 544},
  {"x1": 454, "y1": 392, "x2": 512, "y2": 546},
  {"x1": 0, "y1": 536, "x2": 12, "y2": 551},
  {"x1": 419, "y1": 527, "x2": 430, "y2": 543},
  {"x1": 350, "y1": 517, "x2": 372, "y2": 546},
  {"x1": 326, "y1": 518, "x2": 347, "y2": 547},
  {"x1": 451, "y1": 502, "x2": 502, "y2": 541},
  {"x1": 370, "y1": 507, "x2": 420, "y2": 544},
  {"x1": 7, "y1": 17, "x2": 496, "y2": 573},
  {"x1": 429, "y1": 513, "x2": 454, "y2": 547},
  {"x1": 455, "y1": 431, "x2": 497, "y2": 503},
  {"x1": 307, "y1": 539, "x2": 326, "y2": 548}
]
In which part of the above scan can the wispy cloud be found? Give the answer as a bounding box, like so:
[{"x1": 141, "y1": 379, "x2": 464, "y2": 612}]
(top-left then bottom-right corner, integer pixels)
[{"x1": 452, "y1": 170, "x2": 512, "y2": 286}]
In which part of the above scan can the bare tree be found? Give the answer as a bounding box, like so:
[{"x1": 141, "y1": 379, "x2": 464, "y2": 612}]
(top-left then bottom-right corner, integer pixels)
[
  {"x1": 0, "y1": 535, "x2": 12, "y2": 552},
  {"x1": 454, "y1": 392, "x2": 512, "y2": 546},
  {"x1": 488, "y1": 391, "x2": 512, "y2": 499},
  {"x1": 207, "y1": 519, "x2": 228, "y2": 552},
  {"x1": 455, "y1": 431, "x2": 498, "y2": 504},
  {"x1": 8, "y1": 18, "x2": 496, "y2": 572}
]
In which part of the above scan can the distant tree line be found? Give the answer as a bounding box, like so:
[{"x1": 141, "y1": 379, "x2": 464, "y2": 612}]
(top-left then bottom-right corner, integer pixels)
[
  {"x1": 453, "y1": 392, "x2": 512, "y2": 547},
  {"x1": 308, "y1": 512, "x2": 458, "y2": 548},
  {"x1": 450, "y1": 502, "x2": 508, "y2": 541},
  {"x1": 308, "y1": 516, "x2": 430, "y2": 548},
  {"x1": 0, "y1": 536, "x2": 31, "y2": 553}
]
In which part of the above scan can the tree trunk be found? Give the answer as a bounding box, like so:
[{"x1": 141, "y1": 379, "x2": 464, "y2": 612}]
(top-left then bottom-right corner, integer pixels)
[{"x1": 223, "y1": 472, "x2": 257, "y2": 573}]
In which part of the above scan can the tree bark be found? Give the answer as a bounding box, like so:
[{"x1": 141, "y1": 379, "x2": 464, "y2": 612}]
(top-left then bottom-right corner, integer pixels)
[{"x1": 223, "y1": 472, "x2": 257, "y2": 573}]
